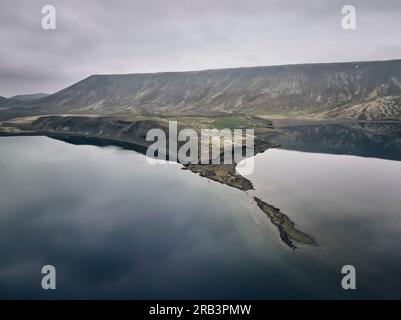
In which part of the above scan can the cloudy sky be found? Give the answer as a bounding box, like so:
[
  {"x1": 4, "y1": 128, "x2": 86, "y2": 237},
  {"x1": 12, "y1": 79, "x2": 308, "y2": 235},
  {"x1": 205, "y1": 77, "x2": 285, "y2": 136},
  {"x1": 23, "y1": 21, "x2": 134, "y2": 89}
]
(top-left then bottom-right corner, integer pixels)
[{"x1": 0, "y1": 0, "x2": 400, "y2": 97}]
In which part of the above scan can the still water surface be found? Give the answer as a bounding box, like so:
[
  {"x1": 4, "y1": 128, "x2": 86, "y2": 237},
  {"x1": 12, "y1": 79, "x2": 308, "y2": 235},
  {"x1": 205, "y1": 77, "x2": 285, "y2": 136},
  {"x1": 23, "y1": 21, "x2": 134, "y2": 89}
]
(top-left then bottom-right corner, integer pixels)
[{"x1": 0, "y1": 135, "x2": 401, "y2": 299}]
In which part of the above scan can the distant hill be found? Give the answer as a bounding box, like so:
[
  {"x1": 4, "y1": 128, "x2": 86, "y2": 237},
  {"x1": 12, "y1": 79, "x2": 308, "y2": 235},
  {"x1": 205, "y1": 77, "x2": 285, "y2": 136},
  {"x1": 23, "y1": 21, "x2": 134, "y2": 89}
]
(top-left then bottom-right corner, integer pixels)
[
  {"x1": 0, "y1": 94, "x2": 47, "y2": 111},
  {"x1": 10, "y1": 93, "x2": 49, "y2": 101},
  {"x1": 3, "y1": 59, "x2": 401, "y2": 120},
  {"x1": 0, "y1": 96, "x2": 22, "y2": 108}
]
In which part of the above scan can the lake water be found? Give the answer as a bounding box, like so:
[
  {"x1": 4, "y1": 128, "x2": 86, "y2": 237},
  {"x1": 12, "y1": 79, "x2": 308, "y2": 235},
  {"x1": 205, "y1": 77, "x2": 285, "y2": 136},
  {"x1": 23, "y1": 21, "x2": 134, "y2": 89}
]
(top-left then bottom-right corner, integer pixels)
[{"x1": 1, "y1": 134, "x2": 401, "y2": 299}]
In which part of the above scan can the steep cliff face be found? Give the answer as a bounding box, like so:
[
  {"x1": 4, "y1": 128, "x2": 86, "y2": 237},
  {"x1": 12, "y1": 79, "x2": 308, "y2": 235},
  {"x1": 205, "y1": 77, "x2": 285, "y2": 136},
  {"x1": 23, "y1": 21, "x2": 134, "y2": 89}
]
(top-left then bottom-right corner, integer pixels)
[
  {"x1": 3, "y1": 59, "x2": 401, "y2": 120},
  {"x1": 27, "y1": 116, "x2": 169, "y2": 146},
  {"x1": 314, "y1": 96, "x2": 401, "y2": 121}
]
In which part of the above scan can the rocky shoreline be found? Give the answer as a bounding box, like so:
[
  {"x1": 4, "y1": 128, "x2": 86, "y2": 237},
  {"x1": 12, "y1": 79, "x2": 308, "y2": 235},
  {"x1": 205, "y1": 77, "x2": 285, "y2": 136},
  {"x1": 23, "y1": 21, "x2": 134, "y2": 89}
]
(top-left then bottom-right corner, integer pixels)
[
  {"x1": 0, "y1": 115, "x2": 317, "y2": 249},
  {"x1": 254, "y1": 197, "x2": 317, "y2": 249},
  {"x1": 183, "y1": 163, "x2": 254, "y2": 190}
]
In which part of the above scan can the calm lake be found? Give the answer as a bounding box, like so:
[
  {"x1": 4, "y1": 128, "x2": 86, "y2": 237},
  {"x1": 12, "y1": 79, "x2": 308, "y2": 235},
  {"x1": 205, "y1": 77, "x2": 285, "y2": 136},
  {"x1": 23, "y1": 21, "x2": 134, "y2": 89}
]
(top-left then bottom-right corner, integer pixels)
[{"x1": 1, "y1": 128, "x2": 401, "y2": 299}]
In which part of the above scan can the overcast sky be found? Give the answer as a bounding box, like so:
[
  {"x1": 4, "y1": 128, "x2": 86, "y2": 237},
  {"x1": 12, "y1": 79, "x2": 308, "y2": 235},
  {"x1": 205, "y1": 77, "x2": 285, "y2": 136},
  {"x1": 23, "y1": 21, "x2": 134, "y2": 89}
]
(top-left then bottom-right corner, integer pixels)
[{"x1": 0, "y1": 0, "x2": 400, "y2": 97}]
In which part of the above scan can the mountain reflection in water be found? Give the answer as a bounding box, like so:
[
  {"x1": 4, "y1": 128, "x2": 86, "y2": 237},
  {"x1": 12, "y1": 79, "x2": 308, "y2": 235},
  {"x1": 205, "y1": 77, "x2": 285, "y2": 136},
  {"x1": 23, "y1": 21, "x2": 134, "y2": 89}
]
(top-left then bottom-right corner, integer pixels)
[{"x1": 267, "y1": 122, "x2": 401, "y2": 161}]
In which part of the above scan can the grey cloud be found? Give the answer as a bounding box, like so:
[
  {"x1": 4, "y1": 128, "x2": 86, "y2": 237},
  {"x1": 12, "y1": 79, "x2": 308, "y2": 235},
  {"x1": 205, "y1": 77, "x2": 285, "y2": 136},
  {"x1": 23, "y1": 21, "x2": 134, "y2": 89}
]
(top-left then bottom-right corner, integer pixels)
[{"x1": 0, "y1": 0, "x2": 400, "y2": 96}]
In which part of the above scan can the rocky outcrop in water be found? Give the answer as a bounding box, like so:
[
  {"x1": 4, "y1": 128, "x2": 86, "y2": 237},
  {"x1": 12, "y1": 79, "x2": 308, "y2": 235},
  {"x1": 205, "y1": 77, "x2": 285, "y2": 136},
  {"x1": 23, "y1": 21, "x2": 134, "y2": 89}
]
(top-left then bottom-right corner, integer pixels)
[{"x1": 254, "y1": 197, "x2": 317, "y2": 249}]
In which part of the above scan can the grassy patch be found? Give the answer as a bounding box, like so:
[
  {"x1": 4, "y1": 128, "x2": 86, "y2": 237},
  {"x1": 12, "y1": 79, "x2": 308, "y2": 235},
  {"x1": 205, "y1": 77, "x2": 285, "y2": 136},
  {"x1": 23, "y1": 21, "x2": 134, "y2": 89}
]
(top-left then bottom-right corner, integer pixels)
[{"x1": 211, "y1": 116, "x2": 248, "y2": 129}]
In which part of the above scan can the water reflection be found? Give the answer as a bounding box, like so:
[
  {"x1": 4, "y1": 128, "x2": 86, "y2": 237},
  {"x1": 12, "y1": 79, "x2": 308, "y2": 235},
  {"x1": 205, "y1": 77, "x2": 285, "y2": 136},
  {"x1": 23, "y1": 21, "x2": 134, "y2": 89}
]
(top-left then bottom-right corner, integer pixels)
[
  {"x1": 245, "y1": 148, "x2": 401, "y2": 298},
  {"x1": 1, "y1": 135, "x2": 401, "y2": 299},
  {"x1": 267, "y1": 122, "x2": 401, "y2": 161}
]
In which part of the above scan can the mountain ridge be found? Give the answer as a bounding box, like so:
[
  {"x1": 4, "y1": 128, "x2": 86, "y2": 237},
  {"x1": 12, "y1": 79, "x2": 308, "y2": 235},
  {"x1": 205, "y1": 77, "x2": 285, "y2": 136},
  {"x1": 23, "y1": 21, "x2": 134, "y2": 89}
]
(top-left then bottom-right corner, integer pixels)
[
  {"x1": 2, "y1": 58, "x2": 401, "y2": 121},
  {"x1": 10, "y1": 93, "x2": 49, "y2": 101}
]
